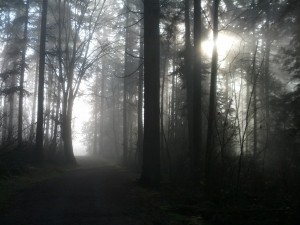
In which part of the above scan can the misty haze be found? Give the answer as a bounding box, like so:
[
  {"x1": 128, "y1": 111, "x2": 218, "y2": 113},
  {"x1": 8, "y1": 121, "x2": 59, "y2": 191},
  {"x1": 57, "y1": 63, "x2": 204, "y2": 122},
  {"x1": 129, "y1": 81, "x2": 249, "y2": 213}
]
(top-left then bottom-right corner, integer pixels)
[{"x1": 0, "y1": 0, "x2": 300, "y2": 224}]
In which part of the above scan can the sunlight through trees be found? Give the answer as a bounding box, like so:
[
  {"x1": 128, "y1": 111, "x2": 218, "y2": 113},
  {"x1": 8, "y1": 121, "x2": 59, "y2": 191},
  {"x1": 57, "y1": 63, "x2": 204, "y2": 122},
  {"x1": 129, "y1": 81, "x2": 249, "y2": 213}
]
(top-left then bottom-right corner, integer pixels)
[{"x1": 1, "y1": 0, "x2": 300, "y2": 223}]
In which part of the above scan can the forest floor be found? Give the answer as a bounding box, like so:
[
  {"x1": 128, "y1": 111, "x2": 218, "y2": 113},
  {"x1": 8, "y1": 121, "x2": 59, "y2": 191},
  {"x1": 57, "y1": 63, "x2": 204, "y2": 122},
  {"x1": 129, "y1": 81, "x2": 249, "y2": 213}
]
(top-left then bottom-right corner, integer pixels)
[
  {"x1": 0, "y1": 156, "x2": 298, "y2": 225},
  {"x1": 0, "y1": 156, "x2": 199, "y2": 225}
]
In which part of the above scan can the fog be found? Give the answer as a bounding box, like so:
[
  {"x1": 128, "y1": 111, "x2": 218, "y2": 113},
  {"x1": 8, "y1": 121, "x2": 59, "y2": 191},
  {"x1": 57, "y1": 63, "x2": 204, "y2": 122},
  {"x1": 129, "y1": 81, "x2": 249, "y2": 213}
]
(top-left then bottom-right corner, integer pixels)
[{"x1": 1, "y1": 0, "x2": 300, "y2": 224}]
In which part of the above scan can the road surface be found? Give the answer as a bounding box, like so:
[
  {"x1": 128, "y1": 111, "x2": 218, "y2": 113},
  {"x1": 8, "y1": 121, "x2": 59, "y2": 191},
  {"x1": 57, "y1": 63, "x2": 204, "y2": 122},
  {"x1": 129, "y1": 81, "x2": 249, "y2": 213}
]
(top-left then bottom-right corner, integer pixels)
[{"x1": 1, "y1": 157, "x2": 170, "y2": 225}]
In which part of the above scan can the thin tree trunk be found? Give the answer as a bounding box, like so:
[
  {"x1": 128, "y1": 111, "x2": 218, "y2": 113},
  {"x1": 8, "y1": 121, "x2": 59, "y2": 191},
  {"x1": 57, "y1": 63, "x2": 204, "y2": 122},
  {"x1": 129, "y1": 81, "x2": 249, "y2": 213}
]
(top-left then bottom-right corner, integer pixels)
[
  {"x1": 237, "y1": 44, "x2": 258, "y2": 196},
  {"x1": 171, "y1": 68, "x2": 176, "y2": 141},
  {"x1": 2, "y1": 84, "x2": 8, "y2": 143},
  {"x1": 194, "y1": 0, "x2": 203, "y2": 180},
  {"x1": 54, "y1": 0, "x2": 63, "y2": 154},
  {"x1": 205, "y1": 0, "x2": 219, "y2": 193},
  {"x1": 51, "y1": 76, "x2": 61, "y2": 155},
  {"x1": 245, "y1": 0, "x2": 256, "y2": 155},
  {"x1": 93, "y1": 76, "x2": 99, "y2": 155},
  {"x1": 253, "y1": 72, "x2": 257, "y2": 156},
  {"x1": 129, "y1": 116, "x2": 133, "y2": 160},
  {"x1": 137, "y1": 18, "x2": 144, "y2": 167},
  {"x1": 0, "y1": 96, "x2": 3, "y2": 145},
  {"x1": 8, "y1": 75, "x2": 16, "y2": 143},
  {"x1": 263, "y1": 2, "x2": 271, "y2": 175},
  {"x1": 112, "y1": 79, "x2": 119, "y2": 158},
  {"x1": 36, "y1": 0, "x2": 49, "y2": 162},
  {"x1": 251, "y1": 0, "x2": 258, "y2": 160},
  {"x1": 184, "y1": 0, "x2": 195, "y2": 180},
  {"x1": 18, "y1": 0, "x2": 29, "y2": 146},
  {"x1": 2, "y1": 9, "x2": 11, "y2": 143},
  {"x1": 99, "y1": 62, "x2": 106, "y2": 156},
  {"x1": 45, "y1": 69, "x2": 53, "y2": 147},
  {"x1": 161, "y1": 49, "x2": 170, "y2": 170},
  {"x1": 123, "y1": 6, "x2": 130, "y2": 164},
  {"x1": 50, "y1": 97, "x2": 55, "y2": 142}
]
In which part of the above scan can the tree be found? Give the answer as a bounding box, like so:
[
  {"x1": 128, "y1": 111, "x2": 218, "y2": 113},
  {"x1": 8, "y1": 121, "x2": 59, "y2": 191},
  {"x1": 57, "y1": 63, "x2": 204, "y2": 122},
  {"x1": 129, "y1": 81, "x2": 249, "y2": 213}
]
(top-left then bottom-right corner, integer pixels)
[
  {"x1": 193, "y1": 0, "x2": 203, "y2": 180},
  {"x1": 140, "y1": 0, "x2": 160, "y2": 187},
  {"x1": 0, "y1": 0, "x2": 25, "y2": 144},
  {"x1": 17, "y1": 0, "x2": 29, "y2": 147},
  {"x1": 184, "y1": 0, "x2": 194, "y2": 179},
  {"x1": 51, "y1": 0, "x2": 110, "y2": 164},
  {"x1": 205, "y1": 0, "x2": 219, "y2": 192},
  {"x1": 123, "y1": 2, "x2": 129, "y2": 163},
  {"x1": 35, "y1": 0, "x2": 48, "y2": 162},
  {"x1": 137, "y1": 19, "x2": 144, "y2": 167}
]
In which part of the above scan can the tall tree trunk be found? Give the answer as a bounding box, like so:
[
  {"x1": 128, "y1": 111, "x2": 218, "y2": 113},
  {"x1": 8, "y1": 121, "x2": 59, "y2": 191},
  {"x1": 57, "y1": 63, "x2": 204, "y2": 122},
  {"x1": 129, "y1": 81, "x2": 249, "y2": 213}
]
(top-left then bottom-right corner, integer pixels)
[
  {"x1": 0, "y1": 96, "x2": 3, "y2": 145},
  {"x1": 253, "y1": 69, "x2": 257, "y2": 156},
  {"x1": 99, "y1": 62, "x2": 106, "y2": 156},
  {"x1": 55, "y1": 0, "x2": 63, "y2": 154},
  {"x1": 2, "y1": 11, "x2": 10, "y2": 144},
  {"x1": 123, "y1": 6, "x2": 130, "y2": 164},
  {"x1": 245, "y1": 0, "x2": 255, "y2": 156},
  {"x1": 51, "y1": 76, "x2": 61, "y2": 155},
  {"x1": 263, "y1": 1, "x2": 271, "y2": 174},
  {"x1": 62, "y1": 95, "x2": 76, "y2": 164},
  {"x1": 171, "y1": 67, "x2": 176, "y2": 141},
  {"x1": 205, "y1": 0, "x2": 219, "y2": 192},
  {"x1": 0, "y1": 96, "x2": 3, "y2": 146},
  {"x1": 30, "y1": 55, "x2": 39, "y2": 141},
  {"x1": 160, "y1": 46, "x2": 169, "y2": 170},
  {"x1": 2, "y1": 90, "x2": 8, "y2": 143},
  {"x1": 18, "y1": 0, "x2": 29, "y2": 146},
  {"x1": 141, "y1": 0, "x2": 160, "y2": 187},
  {"x1": 193, "y1": 0, "x2": 203, "y2": 180},
  {"x1": 50, "y1": 98, "x2": 55, "y2": 142},
  {"x1": 36, "y1": 0, "x2": 49, "y2": 162},
  {"x1": 137, "y1": 17, "x2": 144, "y2": 167},
  {"x1": 251, "y1": 0, "x2": 258, "y2": 160},
  {"x1": 112, "y1": 79, "x2": 119, "y2": 158},
  {"x1": 123, "y1": 75, "x2": 128, "y2": 163},
  {"x1": 45, "y1": 69, "x2": 53, "y2": 147},
  {"x1": 8, "y1": 75, "x2": 16, "y2": 143},
  {"x1": 93, "y1": 75, "x2": 99, "y2": 155},
  {"x1": 173, "y1": 74, "x2": 179, "y2": 149},
  {"x1": 184, "y1": 0, "x2": 195, "y2": 180},
  {"x1": 129, "y1": 115, "x2": 133, "y2": 160}
]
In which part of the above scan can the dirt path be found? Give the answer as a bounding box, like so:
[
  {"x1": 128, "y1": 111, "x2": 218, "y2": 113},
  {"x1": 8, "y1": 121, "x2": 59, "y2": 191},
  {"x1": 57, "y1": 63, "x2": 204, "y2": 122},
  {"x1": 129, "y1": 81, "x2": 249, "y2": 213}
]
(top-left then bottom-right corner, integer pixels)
[{"x1": 0, "y1": 157, "x2": 170, "y2": 225}]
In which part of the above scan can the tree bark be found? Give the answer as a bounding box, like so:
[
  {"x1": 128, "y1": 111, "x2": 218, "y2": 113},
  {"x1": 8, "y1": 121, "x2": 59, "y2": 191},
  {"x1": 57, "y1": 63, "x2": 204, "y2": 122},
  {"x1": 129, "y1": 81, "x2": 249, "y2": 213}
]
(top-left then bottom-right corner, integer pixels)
[
  {"x1": 263, "y1": 1, "x2": 271, "y2": 174},
  {"x1": 62, "y1": 96, "x2": 76, "y2": 164},
  {"x1": 45, "y1": 68, "x2": 53, "y2": 146},
  {"x1": 112, "y1": 79, "x2": 120, "y2": 158},
  {"x1": 99, "y1": 61, "x2": 106, "y2": 156},
  {"x1": 93, "y1": 75, "x2": 99, "y2": 155},
  {"x1": 160, "y1": 44, "x2": 169, "y2": 169},
  {"x1": 18, "y1": 0, "x2": 29, "y2": 147},
  {"x1": 123, "y1": 5, "x2": 130, "y2": 164},
  {"x1": 184, "y1": 0, "x2": 195, "y2": 180},
  {"x1": 51, "y1": 76, "x2": 61, "y2": 155},
  {"x1": 193, "y1": 0, "x2": 203, "y2": 181},
  {"x1": 205, "y1": 0, "x2": 219, "y2": 192},
  {"x1": 36, "y1": 0, "x2": 49, "y2": 162},
  {"x1": 137, "y1": 17, "x2": 144, "y2": 167},
  {"x1": 8, "y1": 74, "x2": 16, "y2": 143},
  {"x1": 141, "y1": 0, "x2": 160, "y2": 187}
]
